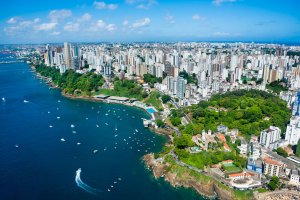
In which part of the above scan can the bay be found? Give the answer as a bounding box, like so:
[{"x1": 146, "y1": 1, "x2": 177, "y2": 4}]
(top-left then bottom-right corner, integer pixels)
[{"x1": 0, "y1": 53, "x2": 205, "y2": 200}]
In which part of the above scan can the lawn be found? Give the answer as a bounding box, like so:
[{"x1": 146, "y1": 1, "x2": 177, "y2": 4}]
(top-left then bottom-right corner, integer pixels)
[{"x1": 223, "y1": 165, "x2": 242, "y2": 174}]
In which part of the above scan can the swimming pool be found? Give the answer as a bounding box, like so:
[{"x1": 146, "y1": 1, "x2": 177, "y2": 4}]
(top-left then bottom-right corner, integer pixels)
[{"x1": 146, "y1": 107, "x2": 156, "y2": 114}]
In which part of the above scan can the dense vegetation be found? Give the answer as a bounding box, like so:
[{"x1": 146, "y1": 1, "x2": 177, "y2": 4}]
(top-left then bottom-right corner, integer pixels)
[
  {"x1": 35, "y1": 64, "x2": 104, "y2": 96},
  {"x1": 170, "y1": 90, "x2": 290, "y2": 140},
  {"x1": 97, "y1": 78, "x2": 145, "y2": 100},
  {"x1": 266, "y1": 80, "x2": 288, "y2": 94},
  {"x1": 179, "y1": 70, "x2": 198, "y2": 84},
  {"x1": 143, "y1": 74, "x2": 162, "y2": 87}
]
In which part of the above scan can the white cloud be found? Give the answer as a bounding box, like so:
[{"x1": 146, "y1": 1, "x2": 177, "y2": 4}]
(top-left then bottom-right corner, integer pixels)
[
  {"x1": 212, "y1": 0, "x2": 237, "y2": 6},
  {"x1": 4, "y1": 18, "x2": 41, "y2": 34},
  {"x1": 34, "y1": 22, "x2": 57, "y2": 31},
  {"x1": 7, "y1": 17, "x2": 18, "y2": 24},
  {"x1": 131, "y1": 17, "x2": 151, "y2": 28},
  {"x1": 123, "y1": 20, "x2": 129, "y2": 26},
  {"x1": 78, "y1": 13, "x2": 92, "y2": 22},
  {"x1": 50, "y1": 31, "x2": 61, "y2": 35},
  {"x1": 213, "y1": 32, "x2": 230, "y2": 36},
  {"x1": 106, "y1": 24, "x2": 117, "y2": 32},
  {"x1": 96, "y1": 20, "x2": 106, "y2": 28},
  {"x1": 165, "y1": 14, "x2": 175, "y2": 24},
  {"x1": 64, "y1": 22, "x2": 80, "y2": 32},
  {"x1": 49, "y1": 9, "x2": 72, "y2": 22},
  {"x1": 126, "y1": 0, "x2": 157, "y2": 9},
  {"x1": 94, "y1": 1, "x2": 118, "y2": 10},
  {"x1": 192, "y1": 14, "x2": 204, "y2": 20}
]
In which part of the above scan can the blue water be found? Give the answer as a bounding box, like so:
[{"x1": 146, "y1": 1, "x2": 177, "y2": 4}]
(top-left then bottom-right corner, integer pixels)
[{"x1": 0, "y1": 53, "x2": 205, "y2": 200}]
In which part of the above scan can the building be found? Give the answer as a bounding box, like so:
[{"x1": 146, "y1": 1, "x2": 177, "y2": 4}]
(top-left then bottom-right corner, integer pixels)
[
  {"x1": 247, "y1": 158, "x2": 263, "y2": 174},
  {"x1": 176, "y1": 76, "x2": 185, "y2": 99},
  {"x1": 285, "y1": 116, "x2": 300, "y2": 145},
  {"x1": 259, "y1": 126, "x2": 281, "y2": 150},
  {"x1": 263, "y1": 156, "x2": 282, "y2": 177},
  {"x1": 64, "y1": 42, "x2": 73, "y2": 69},
  {"x1": 289, "y1": 170, "x2": 300, "y2": 186}
]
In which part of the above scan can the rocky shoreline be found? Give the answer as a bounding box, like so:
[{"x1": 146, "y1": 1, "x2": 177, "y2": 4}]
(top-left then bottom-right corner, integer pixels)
[{"x1": 143, "y1": 154, "x2": 255, "y2": 200}]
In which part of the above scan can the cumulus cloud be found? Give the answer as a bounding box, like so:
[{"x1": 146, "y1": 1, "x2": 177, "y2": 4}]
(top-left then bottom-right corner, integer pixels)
[
  {"x1": 4, "y1": 18, "x2": 41, "y2": 34},
  {"x1": 106, "y1": 24, "x2": 117, "y2": 32},
  {"x1": 49, "y1": 9, "x2": 72, "y2": 22},
  {"x1": 64, "y1": 22, "x2": 80, "y2": 32},
  {"x1": 93, "y1": 1, "x2": 118, "y2": 10},
  {"x1": 212, "y1": 0, "x2": 237, "y2": 6},
  {"x1": 192, "y1": 14, "x2": 204, "y2": 20},
  {"x1": 131, "y1": 17, "x2": 151, "y2": 28},
  {"x1": 126, "y1": 0, "x2": 157, "y2": 9},
  {"x1": 7, "y1": 17, "x2": 18, "y2": 24},
  {"x1": 34, "y1": 22, "x2": 57, "y2": 31},
  {"x1": 165, "y1": 14, "x2": 175, "y2": 24},
  {"x1": 78, "y1": 13, "x2": 92, "y2": 22}
]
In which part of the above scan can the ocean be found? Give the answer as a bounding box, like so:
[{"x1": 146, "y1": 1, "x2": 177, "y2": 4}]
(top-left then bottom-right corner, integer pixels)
[{"x1": 0, "y1": 53, "x2": 205, "y2": 200}]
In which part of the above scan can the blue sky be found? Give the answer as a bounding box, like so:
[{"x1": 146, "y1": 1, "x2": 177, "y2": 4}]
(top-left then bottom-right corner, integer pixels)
[{"x1": 0, "y1": 0, "x2": 299, "y2": 44}]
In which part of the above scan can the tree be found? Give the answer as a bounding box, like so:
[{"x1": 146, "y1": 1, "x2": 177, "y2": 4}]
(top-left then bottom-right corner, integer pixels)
[
  {"x1": 268, "y1": 176, "x2": 280, "y2": 191},
  {"x1": 156, "y1": 119, "x2": 164, "y2": 128},
  {"x1": 161, "y1": 94, "x2": 171, "y2": 104},
  {"x1": 276, "y1": 147, "x2": 288, "y2": 158},
  {"x1": 174, "y1": 134, "x2": 194, "y2": 149}
]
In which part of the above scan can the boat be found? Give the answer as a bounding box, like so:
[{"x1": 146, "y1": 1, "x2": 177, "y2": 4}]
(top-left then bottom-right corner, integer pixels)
[
  {"x1": 135, "y1": 129, "x2": 138, "y2": 132},
  {"x1": 2, "y1": 97, "x2": 5, "y2": 102},
  {"x1": 60, "y1": 138, "x2": 65, "y2": 142},
  {"x1": 115, "y1": 125, "x2": 118, "y2": 131},
  {"x1": 70, "y1": 124, "x2": 75, "y2": 128},
  {"x1": 49, "y1": 125, "x2": 53, "y2": 128},
  {"x1": 15, "y1": 144, "x2": 19, "y2": 148},
  {"x1": 23, "y1": 100, "x2": 29, "y2": 103},
  {"x1": 57, "y1": 116, "x2": 60, "y2": 119},
  {"x1": 77, "y1": 142, "x2": 81, "y2": 145},
  {"x1": 93, "y1": 149, "x2": 98, "y2": 154}
]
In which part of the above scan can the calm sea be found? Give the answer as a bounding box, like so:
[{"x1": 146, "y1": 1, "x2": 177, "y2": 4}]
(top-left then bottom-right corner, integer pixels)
[{"x1": 0, "y1": 53, "x2": 205, "y2": 200}]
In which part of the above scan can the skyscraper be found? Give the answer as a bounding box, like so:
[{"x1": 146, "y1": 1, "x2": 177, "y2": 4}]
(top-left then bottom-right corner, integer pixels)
[
  {"x1": 64, "y1": 42, "x2": 72, "y2": 69},
  {"x1": 176, "y1": 76, "x2": 185, "y2": 99}
]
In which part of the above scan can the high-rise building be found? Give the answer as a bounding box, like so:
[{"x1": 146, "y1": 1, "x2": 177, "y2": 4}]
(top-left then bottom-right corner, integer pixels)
[
  {"x1": 259, "y1": 126, "x2": 281, "y2": 150},
  {"x1": 285, "y1": 116, "x2": 300, "y2": 145},
  {"x1": 176, "y1": 76, "x2": 185, "y2": 99},
  {"x1": 64, "y1": 42, "x2": 72, "y2": 69}
]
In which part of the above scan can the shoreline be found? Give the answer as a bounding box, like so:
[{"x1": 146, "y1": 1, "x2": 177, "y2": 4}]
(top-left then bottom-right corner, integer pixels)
[{"x1": 29, "y1": 63, "x2": 244, "y2": 200}]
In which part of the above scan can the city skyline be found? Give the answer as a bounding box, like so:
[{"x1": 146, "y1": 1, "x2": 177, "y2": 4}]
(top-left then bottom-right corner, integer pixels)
[{"x1": 1, "y1": 0, "x2": 300, "y2": 44}]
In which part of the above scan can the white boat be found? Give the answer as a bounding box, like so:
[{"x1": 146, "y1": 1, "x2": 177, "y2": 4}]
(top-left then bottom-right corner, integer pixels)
[
  {"x1": 114, "y1": 134, "x2": 118, "y2": 137},
  {"x1": 77, "y1": 142, "x2": 81, "y2": 145},
  {"x1": 23, "y1": 100, "x2": 29, "y2": 103},
  {"x1": 70, "y1": 124, "x2": 75, "y2": 128},
  {"x1": 105, "y1": 123, "x2": 108, "y2": 125},
  {"x1": 60, "y1": 138, "x2": 65, "y2": 142},
  {"x1": 105, "y1": 113, "x2": 109, "y2": 116},
  {"x1": 2, "y1": 97, "x2": 5, "y2": 102},
  {"x1": 107, "y1": 189, "x2": 110, "y2": 192},
  {"x1": 135, "y1": 129, "x2": 138, "y2": 132},
  {"x1": 15, "y1": 144, "x2": 19, "y2": 148},
  {"x1": 49, "y1": 125, "x2": 53, "y2": 128},
  {"x1": 57, "y1": 116, "x2": 60, "y2": 119},
  {"x1": 96, "y1": 124, "x2": 99, "y2": 128},
  {"x1": 115, "y1": 125, "x2": 118, "y2": 131},
  {"x1": 93, "y1": 149, "x2": 98, "y2": 154}
]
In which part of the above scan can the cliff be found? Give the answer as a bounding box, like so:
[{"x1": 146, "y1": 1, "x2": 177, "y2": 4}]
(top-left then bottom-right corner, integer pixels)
[{"x1": 144, "y1": 154, "x2": 254, "y2": 200}]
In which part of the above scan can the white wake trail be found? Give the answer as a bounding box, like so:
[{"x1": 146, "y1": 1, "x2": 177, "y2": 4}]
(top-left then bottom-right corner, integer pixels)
[{"x1": 75, "y1": 168, "x2": 101, "y2": 195}]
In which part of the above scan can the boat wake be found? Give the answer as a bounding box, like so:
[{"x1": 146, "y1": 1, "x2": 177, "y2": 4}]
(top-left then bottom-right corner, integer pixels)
[{"x1": 75, "y1": 168, "x2": 101, "y2": 195}]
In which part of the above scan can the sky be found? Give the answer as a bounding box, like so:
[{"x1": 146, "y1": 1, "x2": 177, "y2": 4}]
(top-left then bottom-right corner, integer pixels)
[{"x1": 0, "y1": 0, "x2": 299, "y2": 44}]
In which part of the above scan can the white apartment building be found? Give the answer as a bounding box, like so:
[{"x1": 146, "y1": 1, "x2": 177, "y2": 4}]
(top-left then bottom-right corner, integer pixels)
[
  {"x1": 285, "y1": 116, "x2": 300, "y2": 145},
  {"x1": 259, "y1": 126, "x2": 281, "y2": 150}
]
